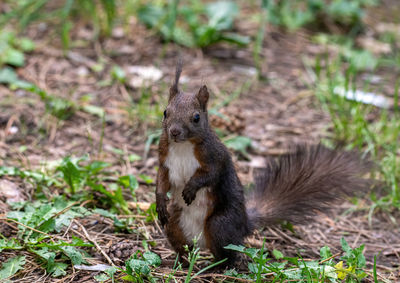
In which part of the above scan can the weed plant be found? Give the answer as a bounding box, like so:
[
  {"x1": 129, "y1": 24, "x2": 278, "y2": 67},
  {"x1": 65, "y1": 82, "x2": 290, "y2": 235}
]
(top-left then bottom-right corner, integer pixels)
[
  {"x1": 0, "y1": 0, "x2": 117, "y2": 48},
  {"x1": 225, "y1": 237, "x2": 371, "y2": 282},
  {"x1": 313, "y1": 53, "x2": 400, "y2": 213}
]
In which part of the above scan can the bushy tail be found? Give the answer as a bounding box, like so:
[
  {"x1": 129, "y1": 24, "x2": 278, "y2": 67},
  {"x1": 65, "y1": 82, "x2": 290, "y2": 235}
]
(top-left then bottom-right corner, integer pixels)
[{"x1": 246, "y1": 144, "x2": 371, "y2": 229}]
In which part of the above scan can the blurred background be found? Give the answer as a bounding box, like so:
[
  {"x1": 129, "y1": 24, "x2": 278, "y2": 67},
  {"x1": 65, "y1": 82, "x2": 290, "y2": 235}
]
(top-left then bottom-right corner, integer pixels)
[{"x1": 0, "y1": 0, "x2": 399, "y2": 282}]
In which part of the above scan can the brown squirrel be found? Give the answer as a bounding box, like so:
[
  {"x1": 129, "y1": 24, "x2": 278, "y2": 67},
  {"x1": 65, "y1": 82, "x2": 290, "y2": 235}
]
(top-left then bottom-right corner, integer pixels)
[{"x1": 156, "y1": 63, "x2": 370, "y2": 267}]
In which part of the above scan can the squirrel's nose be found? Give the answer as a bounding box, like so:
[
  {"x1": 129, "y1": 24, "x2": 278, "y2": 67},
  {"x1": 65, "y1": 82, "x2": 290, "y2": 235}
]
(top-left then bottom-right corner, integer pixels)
[{"x1": 170, "y1": 128, "x2": 181, "y2": 137}]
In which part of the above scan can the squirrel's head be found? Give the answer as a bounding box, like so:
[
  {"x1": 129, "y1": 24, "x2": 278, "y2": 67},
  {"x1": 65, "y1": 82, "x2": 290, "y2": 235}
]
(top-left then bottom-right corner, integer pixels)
[{"x1": 162, "y1": 63, "x2": 210, "y2": 143}]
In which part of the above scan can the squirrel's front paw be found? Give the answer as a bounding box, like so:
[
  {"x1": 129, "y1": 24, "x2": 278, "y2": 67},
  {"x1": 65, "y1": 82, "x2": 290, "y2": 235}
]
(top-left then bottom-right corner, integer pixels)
[
  {"x1": 156, "y1": 204, "x2": 169, "y2": 226},
  {"x1": 156, "y1": 197, "x2": 169, "y2": 226},
  {"x1": 182, "y1": 186, "x2": 197, "y2": 205}
]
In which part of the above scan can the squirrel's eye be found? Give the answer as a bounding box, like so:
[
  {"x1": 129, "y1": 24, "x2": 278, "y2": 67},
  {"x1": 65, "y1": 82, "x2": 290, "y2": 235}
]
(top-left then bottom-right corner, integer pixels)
[
  {"x1": 193, "y1": 113, "x2": 200, "y2": 123},
  {"x1": 163, "y1": 110, "x2": 167, "y2": 119}
]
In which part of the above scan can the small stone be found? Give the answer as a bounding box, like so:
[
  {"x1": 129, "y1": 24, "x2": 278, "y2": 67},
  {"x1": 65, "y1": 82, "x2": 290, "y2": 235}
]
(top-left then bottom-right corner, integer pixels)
[
  {"x1": 76, "y1": 66, "x2": 89, "y2": 77},
  {"x1": 8, "y1": 126, "x2": 18, "y2": 134},
  {"x1": 112, "y1": 27, "x2": 125, "y2": 38},
  {"x1": 0, "y1": 180, "x2": 24, "y2": 203}
]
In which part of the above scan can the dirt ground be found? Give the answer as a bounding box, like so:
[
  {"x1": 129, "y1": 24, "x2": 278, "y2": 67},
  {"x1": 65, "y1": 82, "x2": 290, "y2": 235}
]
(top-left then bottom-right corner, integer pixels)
[{"x1": 0, "y1": 2, "x2": 400, "y2": 282}]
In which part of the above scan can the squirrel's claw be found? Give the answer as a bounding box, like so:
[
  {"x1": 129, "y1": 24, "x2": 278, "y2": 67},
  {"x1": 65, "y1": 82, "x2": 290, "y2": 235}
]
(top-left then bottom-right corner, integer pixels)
[
  {"x1": 182, "y1": 186, "x2": 196, "y2": 205},
  {"x1": 156, "y1": 195, "x2": 169, "y2": 226},
  {"x1": 156, "y1": 204, "x2": 169, "y2": 226}
]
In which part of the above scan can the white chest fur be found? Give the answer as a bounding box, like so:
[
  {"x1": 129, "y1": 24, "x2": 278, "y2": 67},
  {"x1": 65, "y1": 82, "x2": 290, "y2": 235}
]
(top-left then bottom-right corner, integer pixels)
[{"x1": 165, "y1": 141, "x2": 210, "y2": 247}]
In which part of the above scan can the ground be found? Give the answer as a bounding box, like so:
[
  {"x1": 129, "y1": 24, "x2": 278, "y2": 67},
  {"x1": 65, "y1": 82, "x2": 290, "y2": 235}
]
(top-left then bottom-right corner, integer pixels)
[{"x1": 0, "y1": 1, "x2": 399, "y2": 282}]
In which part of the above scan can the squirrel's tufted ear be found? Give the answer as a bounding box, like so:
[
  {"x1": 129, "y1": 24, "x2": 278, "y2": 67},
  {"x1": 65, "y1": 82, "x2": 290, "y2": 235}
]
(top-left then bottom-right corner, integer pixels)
[
  {"x1": 197, "y1": 85, "x2": 209, "y2": 111},
  {"x1": 169, "y1": 61, "x2": 183, "y2": 102},
  {"x1": 169, "y1": 84, "x2": 178, "y2": 102}
]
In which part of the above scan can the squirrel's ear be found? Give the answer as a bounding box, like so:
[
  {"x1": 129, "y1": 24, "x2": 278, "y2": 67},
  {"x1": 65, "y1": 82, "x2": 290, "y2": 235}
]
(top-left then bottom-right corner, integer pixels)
[
  {"x1": 169, "y1": 85, "x2": 178, "y2": 102},
  {"x1": 197, "y1": 85, "x2": 209, "y2": 110},
  {"x1": 169, "y1": 61, "x2": 183, "y2": 102}
]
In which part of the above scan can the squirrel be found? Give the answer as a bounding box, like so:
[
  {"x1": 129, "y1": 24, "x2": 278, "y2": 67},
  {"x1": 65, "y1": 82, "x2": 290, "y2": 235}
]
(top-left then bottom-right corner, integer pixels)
[{"x1": 156, "y1": 62, "x2": 370, "y2": 267}]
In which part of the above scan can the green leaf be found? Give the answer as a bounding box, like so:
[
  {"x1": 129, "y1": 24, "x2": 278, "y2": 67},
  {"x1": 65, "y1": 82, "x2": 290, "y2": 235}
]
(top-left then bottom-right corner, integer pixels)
[
  {"x1": 320, "y1": 246, "x2": 333, "y2": 260},
  {"x1": 0, "y1": 68, "x2": 18, "y2": 84},
  {"x1": 5, "y1": 49, "x2": 24, "y2": 66},
  {"x1": 111, "y1": 65, "x2": 126, "y2": 83},
  {"x1": 220, "y1": 32, "x2": 250, "y2": 46},
  {"x1": 322, "y1": 265, "x2": 337, "y2": 279},
  {"x1": 38, "y1": 218, "x2": 56, "y2": 233},
  {"x1": 82, "y1": 105, "x2": 105, "y2": 117},
  {"x1": 89, "y1": 182, "x2": 113, "y2": 199},
  {"x1": 85, "y1": 161, "x2": 110, "y2": 175},
  {"x1": 0, "y1": 256, "x2": 26, "y2": 280},
  {"x1": 93, "y1": 208, "x2": 117, "y2": 218},
  {"x1": 356, "y1": 248, "x2": 366, "y2": 268},
  {"x1": 327, "y1": 0, "x2": 362, "y2": 24},
  {"x1": 110, "y1": 147, "x2": 125, "y2": 155},
  {"x1": 341, "y1": 237, "x2": 351, "y2": 254},
  {"x1": 33, "y1": 248, "x2": 67, "y2": 277},
  {"x1": 119, "y1": 175, "x2": 139, "y2": 193},
  {"x1": 342, "y1": 49, "x2": 377, "y2": 71},
  {"x1": 128, "y1": 154, "x2": 142, "y2": 162},
  {"x1": 45, "y1": 96, "x2": 76, "y2": 120},
  {"x1": 121, "y1": 275, "x2": 136, "y2": 282},
  {"x1": 57, "y1": 157, "x2": 83, "y2": 192},
  {"x1": 272, "y1": 249, "x2": 284, "y2": 260},
  {"x1": 137, "y1": 4, "x2": 164, "y2": 28},
  {"x1": 205, "y1": 1, "x2": 238, "y2": 30},
  {"x1": 171, "y1": 26, "x2": 196, "y2": 47},
  {"x1": 54, "y1": 208, "x2": 90, "y2": 232},
  {"x1": 248, "y1": 262, "x2": 258, "y2": 274},
  {"x1": 61, "y1": 246, "x2": 83, "y2": 265},
  {"x1": 285, "y1": 256, "x2": 299, "y2": 265},
  {"x1": 195, "y1": 25, "x2": 218, "y2": 47},
  {"x1": 143, "y1": 251, "x2": 161, "y2": 266},
  {"x1": 224, "y1": 268, "x2": 252, "y2": 279},
  {"x1": 223, "y1": 136, "x2": 252, "y2": 156},
  {"x1": 94, "y1": 273, "x2": 110, "y2": 282},
  {"x1": 18, "y1": 38, "x2": 35, "y2": 51},
  {"x1": 71, "y1": 236, "x2": 93, "y2": 247},
  {"x1": 35, "y1": 204, "x2": 56, "y2": 224},
  {"x1": 105, "y1": 266, "x2": 118, "y2": 277},
  {"x1": 244, "y1": 247, "x2": 259, "y2": 259},
  {"x1": 114, "y1": 186, "x2": 126, "y2": 203},
  {"x1": 139, "y1": 174, "x2": 153, "y2": 184},
  {"x1": 0, "y1": 166, "x2": 58, "y2": 185},
  {"x1": 50, "y1": 262, "x2": 68, "y2": 277},
  {"x1": 34, "y1": 247, "x2": 56, "y2": 261},
  {"x1": 6, "y1": 211, "x2": 26, "y2": 223},
  {"x1": 0, "y1": 238, "x2": 23, "y2": 252},
  {"x1": 100, "y1": 0, "x2": 117, "y2": 31},
  {"x1": 126, "y1": 258, "x2": 151, "y2": 275},
  {"x1": 145, "y1": 203, "x2": 157, "y2": 222},
  {"x1": 34, "y1": 238, "x2": 92, "y2": 249},
  {"x1": 224, "y1": 244, "x2": 246, "y2": 253},
  {"x1": 0, "y1": 166, "x2": 18, "y2": 176}
]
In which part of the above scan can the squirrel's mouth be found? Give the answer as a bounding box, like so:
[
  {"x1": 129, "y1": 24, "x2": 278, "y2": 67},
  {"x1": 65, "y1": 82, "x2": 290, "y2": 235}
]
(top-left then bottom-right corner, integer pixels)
[
  {"x1": 172, "y1": 138, "x2": 185, "y2": 143},
  {"x1": 168, "y1": 132, "x2": 187, "y2": 143}
]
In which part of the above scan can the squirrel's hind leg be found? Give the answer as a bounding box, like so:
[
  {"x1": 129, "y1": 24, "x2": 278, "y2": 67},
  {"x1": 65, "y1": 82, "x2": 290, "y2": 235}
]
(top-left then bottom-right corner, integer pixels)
[
  {"x1": 165, "y1": 204, "x2": 192, "y2": 262},
  {"x1": 204, "y1": 211, "x2": 247, "y2": 268}
]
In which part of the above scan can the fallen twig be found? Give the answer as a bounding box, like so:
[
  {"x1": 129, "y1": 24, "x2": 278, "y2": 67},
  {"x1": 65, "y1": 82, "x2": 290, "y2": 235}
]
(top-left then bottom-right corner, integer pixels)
[
  {"x1": 319, "y1": 252, "x2": 341, "y2": 264},
  {"x1": 73, "y1": 220, "x2": 115, "y2": 266}
]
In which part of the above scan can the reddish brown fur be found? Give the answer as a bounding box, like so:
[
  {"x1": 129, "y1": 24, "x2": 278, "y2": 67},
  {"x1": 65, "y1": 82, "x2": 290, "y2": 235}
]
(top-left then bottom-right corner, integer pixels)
[
  {"x1": 158, "y1": 133, "x2": 169, "y2": 164},
  {"x1": 165, "y1": 204, "x2": 189, "y2": 256},
  {"x1": 156, "y1": 133, "x2": 170, "y2": 225}
]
